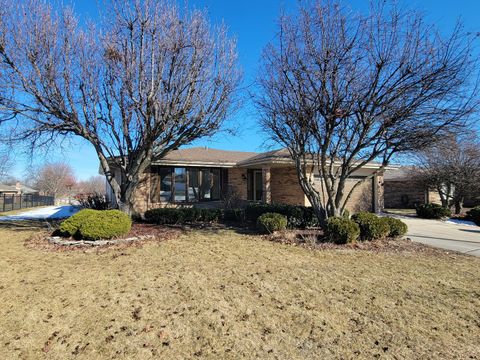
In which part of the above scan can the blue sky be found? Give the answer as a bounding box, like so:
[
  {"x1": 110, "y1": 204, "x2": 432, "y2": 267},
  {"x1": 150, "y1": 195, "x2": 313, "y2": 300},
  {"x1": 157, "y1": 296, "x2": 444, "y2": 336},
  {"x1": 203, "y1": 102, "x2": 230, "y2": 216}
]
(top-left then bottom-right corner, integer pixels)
[{"x1": 10, "y1": 0, "x2": 480, "y2": 180}]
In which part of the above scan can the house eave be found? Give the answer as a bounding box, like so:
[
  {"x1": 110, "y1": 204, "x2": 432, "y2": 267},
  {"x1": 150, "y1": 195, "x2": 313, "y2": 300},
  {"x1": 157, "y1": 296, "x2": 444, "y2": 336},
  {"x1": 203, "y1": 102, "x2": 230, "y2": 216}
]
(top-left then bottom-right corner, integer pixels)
[{"x1": 151, "y1": 160, "x2": 237, "y2": 168}]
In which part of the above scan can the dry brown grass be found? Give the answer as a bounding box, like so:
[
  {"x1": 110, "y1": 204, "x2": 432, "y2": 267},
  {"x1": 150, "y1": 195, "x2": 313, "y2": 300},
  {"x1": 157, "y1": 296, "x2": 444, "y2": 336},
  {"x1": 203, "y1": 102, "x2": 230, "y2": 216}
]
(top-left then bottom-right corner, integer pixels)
[{"x1": 0, "y1": 221, "x2": 479, "y2": 359}]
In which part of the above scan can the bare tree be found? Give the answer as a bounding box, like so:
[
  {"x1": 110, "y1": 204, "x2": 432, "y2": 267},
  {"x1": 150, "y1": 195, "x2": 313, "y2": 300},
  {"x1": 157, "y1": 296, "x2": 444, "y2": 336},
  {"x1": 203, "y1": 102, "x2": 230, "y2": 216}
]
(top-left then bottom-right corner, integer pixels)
[
  {"x1": 0, "y1": 146, "x2": 13, "y2": 181},
  {"x1": 0, "y1": 0, "x2": 240, "y2": 214},
  {"x1": 76, "y1": 175, "x2": 106, "y2": 195},
  {"x1": 411, "y1": 134, "x2": 480, "y2": 214},
  {"x1": 256, "y1": 1, "x2": 478, "y2": 220},
  {"x1": 32, "y1": 162, "x2": 77, "y2": 198}
]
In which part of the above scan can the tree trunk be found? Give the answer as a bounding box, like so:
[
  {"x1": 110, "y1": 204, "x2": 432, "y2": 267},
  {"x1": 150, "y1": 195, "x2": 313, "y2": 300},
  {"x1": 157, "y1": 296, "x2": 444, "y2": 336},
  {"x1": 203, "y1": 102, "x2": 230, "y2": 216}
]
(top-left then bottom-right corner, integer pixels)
[{"x1": 454, "y1": 198, "x2": 463, "y2": 215}]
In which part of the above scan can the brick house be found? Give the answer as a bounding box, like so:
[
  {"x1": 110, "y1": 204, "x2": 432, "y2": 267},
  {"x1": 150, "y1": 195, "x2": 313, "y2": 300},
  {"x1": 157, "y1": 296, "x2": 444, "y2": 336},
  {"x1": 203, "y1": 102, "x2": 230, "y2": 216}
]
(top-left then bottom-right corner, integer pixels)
[
  {"x1": 106, "y1": 147, "x2": 386, "y2": 214},
  {"x1": 384, "y1": 167, "x2": 480, "y2": 209}
]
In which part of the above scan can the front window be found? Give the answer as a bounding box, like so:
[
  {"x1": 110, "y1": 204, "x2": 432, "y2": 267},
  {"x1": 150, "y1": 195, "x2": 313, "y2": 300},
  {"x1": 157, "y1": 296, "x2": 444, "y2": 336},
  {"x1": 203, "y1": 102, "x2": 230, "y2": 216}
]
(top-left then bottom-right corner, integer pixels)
[
  {"x1": 152, "y1": 166, "x2": 223, "y2": 203},
  {"x1": 188, "y1": 168, "x2": 200, "y2": 202},
  {"x1": 159, "y1": 167, "x2": 172, "y2": 202}
]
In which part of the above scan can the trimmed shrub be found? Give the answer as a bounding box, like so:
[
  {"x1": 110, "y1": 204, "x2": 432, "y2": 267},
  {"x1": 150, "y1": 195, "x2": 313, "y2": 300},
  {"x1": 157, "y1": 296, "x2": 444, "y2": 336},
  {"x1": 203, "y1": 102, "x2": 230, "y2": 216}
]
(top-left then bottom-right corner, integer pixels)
[
  {"x1": 143, "y1": 207, "x2": 221, "y2": 225},
  {"x1": 466, "y1": 206, "x2": 480, "y2": 226},
  {"x1": 325, "y1": 217, "x2": 360, "y2": 244},
  {"x1": 352, "y1": 212, "x2": 390, "y2": 241},
  {"x1": 223, "y1": 208, "x2": 245, "y2": 223},
  {"x1": 201, "y1": 208, "x2": 222, "y2": 222},
  {"x1": 416, "y1": 203, "x2": 451, "y2": 219},
  {"x1": 382, "y1": 217, "x2": 408, "y2": 238},
  {"x1": 59, "y1": 209, "x2": 131, "y2": 240},
  {"x1": 59, "y1": 209, "x2": 96, "y2": 236},
  {"x1": 245, "y1": 203, "x2": 318, "y2": 229},
  {"x1": 257, "y1": 212, "x2": 288, "y2": 233},
  {"x1": 144, "y1": 208, "x2": 184, "y2": 225}
]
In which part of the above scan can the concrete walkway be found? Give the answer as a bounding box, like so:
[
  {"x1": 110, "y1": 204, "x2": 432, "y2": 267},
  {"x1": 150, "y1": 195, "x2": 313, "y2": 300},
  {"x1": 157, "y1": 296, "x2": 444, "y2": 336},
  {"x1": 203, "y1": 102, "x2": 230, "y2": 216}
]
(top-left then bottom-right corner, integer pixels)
[{"x1": 398, "y1": 216, "x2": 480, "y2": 256}]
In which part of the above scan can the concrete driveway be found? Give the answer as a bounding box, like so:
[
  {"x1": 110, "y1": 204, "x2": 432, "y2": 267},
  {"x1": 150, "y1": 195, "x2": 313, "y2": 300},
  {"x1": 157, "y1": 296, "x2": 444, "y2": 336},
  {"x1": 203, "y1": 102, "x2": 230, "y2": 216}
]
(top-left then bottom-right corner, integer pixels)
[{"x1": 397, "y1": 216, "x2": 480, "y2": 256}]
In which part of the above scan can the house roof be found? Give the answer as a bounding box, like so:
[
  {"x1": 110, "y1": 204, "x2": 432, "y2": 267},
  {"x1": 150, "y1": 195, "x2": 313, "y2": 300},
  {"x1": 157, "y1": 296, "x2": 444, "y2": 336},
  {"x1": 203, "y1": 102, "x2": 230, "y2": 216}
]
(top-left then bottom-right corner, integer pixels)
[
  {"x1": 151, "y1": 146, "x2": 389, "y2": 170},
  {"x1": 236, "y1": 148, "x2": 292, "y2": 166},
  {"x1": 0, "y1": 183, "x2": 39, "y2": 194},
  {"x1": 0, "y1": 184, "x2": 17, "y2": 193},
  {"x1": 18, "y1": 184, "x2": 39, "y2": 194},
  {"x1": 152, "y1": 147, "x2": 259, "y2": 167}
]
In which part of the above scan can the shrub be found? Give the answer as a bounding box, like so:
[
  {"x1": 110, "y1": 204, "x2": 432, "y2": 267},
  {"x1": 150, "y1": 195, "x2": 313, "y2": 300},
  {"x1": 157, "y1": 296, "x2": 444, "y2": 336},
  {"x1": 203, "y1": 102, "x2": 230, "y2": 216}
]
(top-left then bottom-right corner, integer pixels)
[
  {"x1": 181, "y1": 208, "x2": 201, "y2": 223},
  {"x1": 325, "y1": 217, "x2": 360, "y2": 244},
  {"x1": 144, "y1": 208, "x2": 184, "y2": 225},
  {"x1": 143, "y1": 207, "x2": 221, "y2": 225},
  {"x1": 466, "y1": 206, "x2": 480, "y2": 226},
  {"x1": 352, "y1": 212, "x2": 390, "y2": 241},
  {"x1": 257, "y1": 212, "x2": 288, "y2": 233},
  {"x1": 201, "y1": 208, "x2": 222, "y2": 222},
  {"x1": 382, "y1": 217, "x2": 408, "y2": 238},
  {"x1": 416, "y1": 203, "x2": 451, "y2": 219},
  {"x1": 59, "y1": 209, "x2": 131, "y2": 240},
  {"x1": 245, "y1": 203, "x2": 318, "y2": 229},
  {"x1": 74, "y1": 193, "x2": 110, "y2": 210},
  {"x1": 223, "y1": 208, "x2": 245, "y2": 223}
]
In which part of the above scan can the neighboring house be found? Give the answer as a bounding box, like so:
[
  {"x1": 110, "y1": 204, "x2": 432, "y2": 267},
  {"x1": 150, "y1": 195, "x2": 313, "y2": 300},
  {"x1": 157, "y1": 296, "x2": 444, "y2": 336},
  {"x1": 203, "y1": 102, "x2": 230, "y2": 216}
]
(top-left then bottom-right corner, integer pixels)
[
  {"x1": 0, "y1": 181, "x2": 39, "y2": 196},
  {"x1": 0, "y1": 184, "x2": 18, "y2": 195},
  {"x1": 384, "y1": 167, "x2": 440, "y2": 209},
  {"x1": 106, "y1": 147, "x2": 387, "y2": 215},
  {"x1": 384, "y1": 167, "x2": 480, "y2": 209}
]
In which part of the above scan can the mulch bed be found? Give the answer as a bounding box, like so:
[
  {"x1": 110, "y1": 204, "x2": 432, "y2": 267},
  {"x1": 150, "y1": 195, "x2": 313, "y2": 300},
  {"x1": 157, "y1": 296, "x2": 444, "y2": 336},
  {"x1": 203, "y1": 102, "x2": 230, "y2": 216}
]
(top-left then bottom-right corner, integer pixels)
[
  {"x1": 24, "y1": 223, "x2": 182, "y2": 253},
  {"x1": 267, "y1": 229, "x2": 462, "y2": 256}
]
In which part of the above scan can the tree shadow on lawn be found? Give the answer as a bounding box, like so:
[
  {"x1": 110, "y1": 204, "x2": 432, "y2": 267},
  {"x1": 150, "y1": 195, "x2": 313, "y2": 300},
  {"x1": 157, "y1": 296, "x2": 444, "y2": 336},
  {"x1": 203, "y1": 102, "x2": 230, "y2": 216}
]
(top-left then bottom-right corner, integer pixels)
[
  {"x1": 459, "y1": 228, "x2": 480, "y2": 234},
  {"x1": 0, "y1": 219, "x2": 59, "y2": 232}
]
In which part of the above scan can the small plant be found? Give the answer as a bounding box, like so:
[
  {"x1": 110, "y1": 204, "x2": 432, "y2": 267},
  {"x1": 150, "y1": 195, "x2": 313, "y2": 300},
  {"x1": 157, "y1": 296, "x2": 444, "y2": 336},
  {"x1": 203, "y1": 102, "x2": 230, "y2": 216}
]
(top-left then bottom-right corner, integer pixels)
[
  {"x1": 325, "y1": 217, "x2": 360, "y2": 244},
  {"x1": 416, "y1": 203, "x2": 451, "y2": 219},
  {"x1": 257, "y1": 212, "x2": 288, "y2": 233},
  {"x1": 59, "y1": 209, "x2": 131, "y2": 240},
  {"x1": 382, "y1": 217, "x2": 408, "y2": 238},
  {"x1": 466, "y1": 206, "x2": 480, "y2": 226},
  {"x1": 352, "y1": 212, "x2": 390, "y2": 241}
]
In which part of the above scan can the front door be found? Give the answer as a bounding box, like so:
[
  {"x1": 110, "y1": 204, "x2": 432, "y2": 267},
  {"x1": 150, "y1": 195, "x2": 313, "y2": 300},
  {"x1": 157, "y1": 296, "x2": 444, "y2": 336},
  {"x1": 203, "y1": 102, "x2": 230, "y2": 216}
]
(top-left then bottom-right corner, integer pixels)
[
  {"x1": 253, "y1": 170, "x2": 263, "y2": 201},
  {"x1": 247, "y1": 169, "x2": 264, "y2": 202}
]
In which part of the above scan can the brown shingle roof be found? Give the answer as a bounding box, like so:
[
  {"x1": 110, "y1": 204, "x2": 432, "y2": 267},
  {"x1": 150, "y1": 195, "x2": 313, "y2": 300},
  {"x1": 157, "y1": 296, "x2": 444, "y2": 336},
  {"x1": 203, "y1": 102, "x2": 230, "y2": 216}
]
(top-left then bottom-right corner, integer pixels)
[
  {"x1": 236, "y1": 148, "x2": 292, "y2": 166},
  {"x1": 152, "y1": 147, "x2": 259, "y2": 166}
]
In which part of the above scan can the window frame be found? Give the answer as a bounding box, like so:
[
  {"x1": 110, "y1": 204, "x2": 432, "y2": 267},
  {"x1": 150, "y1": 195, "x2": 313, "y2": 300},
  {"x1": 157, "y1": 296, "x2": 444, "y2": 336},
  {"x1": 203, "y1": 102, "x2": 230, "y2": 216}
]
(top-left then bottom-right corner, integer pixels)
[{"x1": 153, "y1": 166, "x2": 225, "y2": 203}]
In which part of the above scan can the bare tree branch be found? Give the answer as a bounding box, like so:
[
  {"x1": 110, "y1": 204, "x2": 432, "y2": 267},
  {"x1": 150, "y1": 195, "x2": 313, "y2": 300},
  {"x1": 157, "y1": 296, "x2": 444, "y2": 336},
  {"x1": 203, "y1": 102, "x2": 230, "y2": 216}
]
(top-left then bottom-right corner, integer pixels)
[
  {"x1": 256, "y1": 0, "x2": 478, "y2": 219},
  {"x1": 0, "y1": 0, "x2": 240, "y2": 214}
]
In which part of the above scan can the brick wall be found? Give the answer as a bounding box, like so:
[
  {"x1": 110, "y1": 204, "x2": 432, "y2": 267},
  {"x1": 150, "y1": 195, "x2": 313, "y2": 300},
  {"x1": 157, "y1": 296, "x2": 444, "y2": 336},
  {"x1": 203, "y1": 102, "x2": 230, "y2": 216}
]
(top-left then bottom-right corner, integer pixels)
[
  {"x1": 384, "y1": 180, "x2": 426, "y2": 209},
  {"x1": 227, "y1": 167, "x2": 248, "y2": 200},
  {"x1": 340, "y1": 178, "x2": 373, "y2": 213},
  {"x1": 270, "y1": 167, "x2": 308, "y2": 206},
  {"x1": 127, "y1": 165, "x2": 384, "y2": 214}
]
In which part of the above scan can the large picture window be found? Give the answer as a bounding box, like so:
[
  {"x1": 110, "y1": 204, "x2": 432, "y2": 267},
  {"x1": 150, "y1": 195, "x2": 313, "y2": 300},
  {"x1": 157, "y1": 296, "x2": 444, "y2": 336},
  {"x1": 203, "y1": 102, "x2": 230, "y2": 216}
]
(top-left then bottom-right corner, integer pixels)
[{"x1": 151, "y1": 166, "x2": 224, "y2": 203}]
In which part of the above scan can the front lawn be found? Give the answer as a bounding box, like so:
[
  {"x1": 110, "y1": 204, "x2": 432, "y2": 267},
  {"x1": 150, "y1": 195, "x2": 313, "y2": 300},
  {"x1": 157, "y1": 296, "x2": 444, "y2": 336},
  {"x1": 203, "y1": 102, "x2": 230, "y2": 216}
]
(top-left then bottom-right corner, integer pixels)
[{"x1": 0, "y1": 222, "x2": 479, "y2": 359}]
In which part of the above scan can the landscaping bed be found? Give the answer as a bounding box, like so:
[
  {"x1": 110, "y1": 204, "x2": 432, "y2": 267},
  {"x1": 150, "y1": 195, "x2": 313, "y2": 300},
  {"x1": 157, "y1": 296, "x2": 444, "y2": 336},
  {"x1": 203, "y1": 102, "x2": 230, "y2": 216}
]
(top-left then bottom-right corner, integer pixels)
[
  {"x1": 25, "y1": 223, "x2": 181, "y2": 253},
  {"x1": 267, "y1": 229, "x2": 456, "y2": 256}
]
